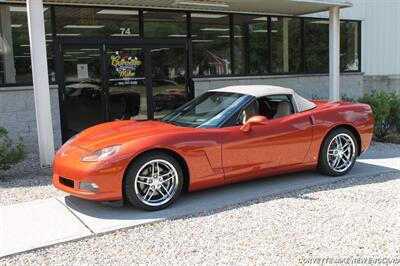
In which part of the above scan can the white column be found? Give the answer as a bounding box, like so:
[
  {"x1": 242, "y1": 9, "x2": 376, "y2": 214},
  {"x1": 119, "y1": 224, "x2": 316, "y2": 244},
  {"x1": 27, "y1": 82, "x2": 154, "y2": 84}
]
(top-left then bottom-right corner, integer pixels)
[
  {"x1": 329, "y1": 6, "x2": 340, "y2": 100},
  {"x1": 27, "y1": 0, "x2": 55, "y2": 167},
  {"x1": 0, "y1": 6, "x2": 16, "y2": 83}
]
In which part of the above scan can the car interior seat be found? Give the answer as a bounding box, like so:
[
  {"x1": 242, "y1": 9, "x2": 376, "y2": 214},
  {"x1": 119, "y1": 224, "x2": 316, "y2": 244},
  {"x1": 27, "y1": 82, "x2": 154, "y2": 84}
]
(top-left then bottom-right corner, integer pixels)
[
  {"x1": 241, "y1": 101, "x2": 259, "y2": 124},
  {"x1": 273, "y1": 101, "x2": 292, "y2": 119}
]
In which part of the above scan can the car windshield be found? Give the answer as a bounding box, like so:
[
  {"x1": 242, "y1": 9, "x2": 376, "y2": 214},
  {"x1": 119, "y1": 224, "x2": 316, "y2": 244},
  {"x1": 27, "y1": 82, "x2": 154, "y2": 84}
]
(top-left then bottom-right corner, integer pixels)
[{"x1": 160, "y1": 92, "x2": 252, "y2": 128}]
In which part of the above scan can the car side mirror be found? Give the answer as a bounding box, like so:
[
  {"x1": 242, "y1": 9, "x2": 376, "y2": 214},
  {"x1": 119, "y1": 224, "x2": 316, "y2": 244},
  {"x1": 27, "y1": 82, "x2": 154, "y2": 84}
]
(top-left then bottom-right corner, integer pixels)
[{"x1": 240, "y1": 115, "x2": 268, "y2": 132}]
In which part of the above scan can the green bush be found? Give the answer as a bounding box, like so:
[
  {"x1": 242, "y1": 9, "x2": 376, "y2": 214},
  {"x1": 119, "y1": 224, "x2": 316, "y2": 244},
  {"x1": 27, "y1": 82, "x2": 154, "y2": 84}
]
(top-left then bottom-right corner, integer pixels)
[
  {"x1": 388, "y1": 94, "x2": 400, "y2": 132},
  {"x1": 0, "y1": 127, "x2": 25, "y2": 170},
  {"x1": 358, "y1": 90, "x2": 400, "y2": 141},
  {"x1": 341, "y1": 94, "x2": 356, "y2": 102}
]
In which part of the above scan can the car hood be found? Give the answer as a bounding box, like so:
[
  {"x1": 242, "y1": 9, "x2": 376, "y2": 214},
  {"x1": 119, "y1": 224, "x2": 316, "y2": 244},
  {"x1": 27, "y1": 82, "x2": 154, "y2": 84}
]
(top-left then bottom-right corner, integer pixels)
[{"x1": 72, "y1": 120, "x2": 182, "y2": 151}]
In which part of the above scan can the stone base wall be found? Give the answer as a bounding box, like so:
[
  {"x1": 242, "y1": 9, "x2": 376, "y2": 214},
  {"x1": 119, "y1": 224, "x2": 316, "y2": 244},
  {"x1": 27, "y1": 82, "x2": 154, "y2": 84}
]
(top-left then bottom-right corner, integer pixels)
[
  {"x1": 364, "y1": 75, "x2": 400, "y2": 94},
  {"x1": 194, "y1": 73, "x2": 365, "y2": 100},
  {"x1": 0, "y1": 86, "x2": 62, "y2": 154}
]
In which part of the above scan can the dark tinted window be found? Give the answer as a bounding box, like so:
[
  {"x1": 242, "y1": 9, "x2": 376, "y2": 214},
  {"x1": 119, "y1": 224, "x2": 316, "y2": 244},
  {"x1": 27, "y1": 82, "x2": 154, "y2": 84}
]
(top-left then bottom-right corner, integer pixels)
[
  {"x1": 0, "y1": 5, "x2": 52, "y2": 84},
  {"x1": 341, "y1": 21, "x2": 360, "y2": 71},
  {"x1": 304, "y1": 18, "x2": 329, "y2": 73},
  {"x1": 233, "y1": 15, "x2": 268, "y2": 74},
  {"x1": 191, "y1": 13, "x2": 231, "y2": 76},
  {"x1": 271, "y1": 17, "x2": 302, "y2": 73},
  {"x1": 144, "y1": 11, "x2": 187, "y2": 38}
]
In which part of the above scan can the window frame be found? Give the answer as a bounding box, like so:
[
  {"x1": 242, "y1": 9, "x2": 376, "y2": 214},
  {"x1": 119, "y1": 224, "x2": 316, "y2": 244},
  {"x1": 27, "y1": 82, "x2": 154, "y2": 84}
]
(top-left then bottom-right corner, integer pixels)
[{"x1": 0, "y1": 3, "x2": 362, "y2": 87}]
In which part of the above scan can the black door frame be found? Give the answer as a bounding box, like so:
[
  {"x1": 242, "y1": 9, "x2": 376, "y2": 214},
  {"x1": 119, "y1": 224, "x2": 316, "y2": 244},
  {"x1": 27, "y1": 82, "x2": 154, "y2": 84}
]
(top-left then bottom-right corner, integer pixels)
[{"x1": 55, "y1": 37, "x2": 193, "y2": 142}]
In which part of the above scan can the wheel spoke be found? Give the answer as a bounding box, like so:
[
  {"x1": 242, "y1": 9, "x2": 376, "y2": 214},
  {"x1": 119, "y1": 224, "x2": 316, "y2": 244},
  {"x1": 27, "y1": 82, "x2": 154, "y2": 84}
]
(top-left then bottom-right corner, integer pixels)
[
  {"x1": 156, "y1": 161, "x2": 160, "y2": 176},
  {"x1": 161, "y1": 176, "x2": 174, "y2": 183},
  {"x1": 143, "y1": 187, "x2": 151, "y2": 200},
  {"x1": 159, "y1": 171, "x2": 174, "y2": 178},
  {"x1": 333, "y1": 156, "x2": 341, "y2": 168},
  {"x1": 330, "y1": 155, "x2": 337, "y2": 166},
  {"x1": 151, "y1": 163, "x2": 155, "y2": 176},
  {"x1": 137, "y1": 175, "x2": 152, "y2": 180},
  {"x1": 160, "y1": 184, "x2": 171, "y2": 196},
  {"x1": 146, "y1": 189, "x2": 155, "y2": 201},
  {"x1": 334, "y1": 137, "x2": 340, "y2": 149},
  {"x1": 157, "y1": 187, "x2": 166, "y2": 197},
  {"x1": 136, "y1": 180, "x2": 150, "y2": 185},
  {"x1": 342, "y1": 140, "x2": 351, "y2": 150}
]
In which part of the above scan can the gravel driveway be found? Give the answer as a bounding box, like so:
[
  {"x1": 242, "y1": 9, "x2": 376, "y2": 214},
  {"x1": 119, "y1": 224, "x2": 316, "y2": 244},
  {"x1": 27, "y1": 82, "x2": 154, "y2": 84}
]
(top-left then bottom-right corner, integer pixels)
[
  {"x1": 1, "y1": 142, "x2": 399, "y2": 265},
  {"x1": 0, "y1": 154, "x2": 65, "y2": 206},
  {"x1": 2, "y1": 173, "x2": 400, "y2": 265}
]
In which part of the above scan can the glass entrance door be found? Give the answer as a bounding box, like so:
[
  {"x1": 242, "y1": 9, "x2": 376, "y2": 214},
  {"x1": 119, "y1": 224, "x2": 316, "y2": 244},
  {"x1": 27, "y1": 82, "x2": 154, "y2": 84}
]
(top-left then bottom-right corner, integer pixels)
[
  {"x1": 61, "y1": 46, "x2": 105, "y2": 138},
  {"x1": 58, "y1": 41, "x2": 190, "y2": 141},
  {"x1": 106, "y1": 47, "x2": 147, "y2": 120}
]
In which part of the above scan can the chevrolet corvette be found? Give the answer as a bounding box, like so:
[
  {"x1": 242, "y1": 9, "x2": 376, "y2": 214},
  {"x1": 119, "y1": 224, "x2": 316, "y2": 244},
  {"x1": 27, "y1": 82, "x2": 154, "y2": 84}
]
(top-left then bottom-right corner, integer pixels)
[{"x1": 53, "y1": 85, "x2": 374, "y2": 210}]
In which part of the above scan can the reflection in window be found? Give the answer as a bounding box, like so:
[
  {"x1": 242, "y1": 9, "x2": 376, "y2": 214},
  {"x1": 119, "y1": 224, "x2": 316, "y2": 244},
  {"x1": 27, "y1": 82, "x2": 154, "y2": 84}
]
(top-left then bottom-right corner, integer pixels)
[
  {"x1": 54, "y1": 7, "x2": 139, "y2": 37},
  {"x1": 0, "y1": 5, "x2": 52, "y2": 84},
  {"x1": 341, "y1": 21, "x2": 360, "y2": 71},
  {"x1": 151, "y1": 47, "x2": 188, "y2": 118},
  {"x1": 304, "y1": 18, "x2": 329, "y2": 73},
  {"x1": 107, "y1": 48, "x2": 146, "y2": 120},
  {"x1": 233, "y1": 15, "x2": 268, "y2": 75},
  {"x1": 144, "y1": 11, "x2": 187, "y2": 38},
  {"x1": 271, "y1": 17, "x2": 302, "y2": 73},
  {"x1": 191, "y1": 13, "x2": 231, "y2": 76}
]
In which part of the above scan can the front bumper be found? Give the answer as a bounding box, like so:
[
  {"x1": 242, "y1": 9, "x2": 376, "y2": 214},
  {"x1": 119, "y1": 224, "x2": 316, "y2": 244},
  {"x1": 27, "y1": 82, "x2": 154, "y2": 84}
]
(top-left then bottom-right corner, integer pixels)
[{"x1": 53, "y1": 144, "x2": 126, "y2": 201}]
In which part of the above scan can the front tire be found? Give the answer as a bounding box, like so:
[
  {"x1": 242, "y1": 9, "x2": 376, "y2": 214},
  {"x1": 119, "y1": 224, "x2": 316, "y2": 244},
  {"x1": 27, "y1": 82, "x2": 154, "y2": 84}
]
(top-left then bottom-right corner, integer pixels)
[
  {"x1": 123, "y1": 152, "x2": 183, "y2": 211},
  {"x1": 318, "y1": 128, "x2": 358, "y2": 176}
]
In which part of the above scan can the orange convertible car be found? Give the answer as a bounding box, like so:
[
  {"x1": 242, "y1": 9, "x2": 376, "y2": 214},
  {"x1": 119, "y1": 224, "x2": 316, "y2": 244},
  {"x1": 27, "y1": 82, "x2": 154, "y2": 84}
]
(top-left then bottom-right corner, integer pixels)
[{"x1": 53, "y1": 85, "x2": 374, "y2": 210}]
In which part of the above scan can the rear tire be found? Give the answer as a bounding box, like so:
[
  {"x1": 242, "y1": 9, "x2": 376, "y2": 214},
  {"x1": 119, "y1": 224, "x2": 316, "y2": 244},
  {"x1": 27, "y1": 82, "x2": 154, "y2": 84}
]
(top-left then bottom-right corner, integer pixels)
[
  {"x1": 318, "y1": 128, "x2": 358, "y2": 176},
  {"x1": 123, "y1": 152, "x2": 183, "y2": 211}
]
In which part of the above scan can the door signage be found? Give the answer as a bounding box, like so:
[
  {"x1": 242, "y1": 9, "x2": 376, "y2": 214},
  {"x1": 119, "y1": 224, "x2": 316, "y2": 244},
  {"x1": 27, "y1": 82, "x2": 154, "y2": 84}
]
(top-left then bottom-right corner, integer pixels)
[
  {"x1": 77, "y1": 63, "x2": 89, "y2": 79},
  {"x1": 110, "y1": 51, "x2": 142, "y2": 86}
]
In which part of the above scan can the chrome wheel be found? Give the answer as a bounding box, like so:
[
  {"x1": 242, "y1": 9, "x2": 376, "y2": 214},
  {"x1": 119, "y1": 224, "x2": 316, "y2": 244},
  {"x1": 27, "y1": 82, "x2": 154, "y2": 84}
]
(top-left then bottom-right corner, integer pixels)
[
  {"x1": 134, "y1": 159, "x2": 179, "y2": 207},
  {"x1": 327, "y1": 133, "x2": 356, "y2": 173}
]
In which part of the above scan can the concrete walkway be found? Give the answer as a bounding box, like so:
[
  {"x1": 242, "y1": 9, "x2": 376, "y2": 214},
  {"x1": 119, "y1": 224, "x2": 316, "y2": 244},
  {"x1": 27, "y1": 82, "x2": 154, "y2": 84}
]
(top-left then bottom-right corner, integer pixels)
[{"x1": 1, "y1": 149, "x2": 400, "y2": 258}]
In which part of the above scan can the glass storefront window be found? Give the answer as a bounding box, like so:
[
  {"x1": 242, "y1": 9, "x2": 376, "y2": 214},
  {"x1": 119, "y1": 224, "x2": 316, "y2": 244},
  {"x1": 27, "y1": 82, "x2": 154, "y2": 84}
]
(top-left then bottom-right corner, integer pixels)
[
  {"x1": 0, "y1": 5, "x2": 52, "y2": 84},
  {"x1": 341, "y1": 21, "x2": 360, "y2": 71},
  {"x1": 1, "y1": 5, "x2": 362, "y2": 86},
  {"x1": 304, "y1": 18, "x2": 329, "y2": 73},
  {"x1": 271, "y1": 17, "x2": 302, "y2": 73},
  {"x1": 191, "y1": 13, "x2": 231, "y2": 76},
  {"x1": 144, "y1": 11, "x2": 187, "y2": 37},
  {"x1": 233, "y1": 15, "x2": 268, "y2": 75},
  {"x1": 151, "y1": 47, "x2": 188, "y2": 118},
  {"x1": 54, "y1": 7, "x2": 139, "y2": 37}
]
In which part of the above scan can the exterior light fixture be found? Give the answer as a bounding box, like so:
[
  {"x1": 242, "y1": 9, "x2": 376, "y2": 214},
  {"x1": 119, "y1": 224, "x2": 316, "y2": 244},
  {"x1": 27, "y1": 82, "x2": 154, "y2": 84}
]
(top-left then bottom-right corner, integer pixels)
[
  {"x1": 189, "y1": 13, "x2": 227, "y2": 19},
  {"x1": 64, "y1": 25, "x2": 105, "y2": 29},
  {"x1": 97, "y1": 9, "x2": 139, "y2": 15},
  {"x1": 175, "y1": 1, "x2": 229, "y2": 8}
]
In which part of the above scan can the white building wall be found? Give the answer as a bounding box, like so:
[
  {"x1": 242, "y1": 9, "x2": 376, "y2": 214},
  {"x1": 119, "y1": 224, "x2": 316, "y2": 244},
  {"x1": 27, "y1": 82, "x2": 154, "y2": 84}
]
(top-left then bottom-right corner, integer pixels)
[{"x1": 363, "y1": 0, "x2": 400, "y2": 76}]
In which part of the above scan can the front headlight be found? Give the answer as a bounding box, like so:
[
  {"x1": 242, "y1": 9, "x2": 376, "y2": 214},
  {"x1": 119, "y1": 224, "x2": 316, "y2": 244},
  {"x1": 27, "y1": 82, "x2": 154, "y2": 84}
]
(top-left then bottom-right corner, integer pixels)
[{"x1": 81, "y1": 145, "x2": 121, "y2": 162}]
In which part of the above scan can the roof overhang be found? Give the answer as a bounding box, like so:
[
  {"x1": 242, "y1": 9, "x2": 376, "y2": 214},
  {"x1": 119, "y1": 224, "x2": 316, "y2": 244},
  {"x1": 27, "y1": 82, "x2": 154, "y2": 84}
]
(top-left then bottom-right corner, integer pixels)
[{"x1": 4, "y1": 0, "x2": 352, "y2": 16}]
